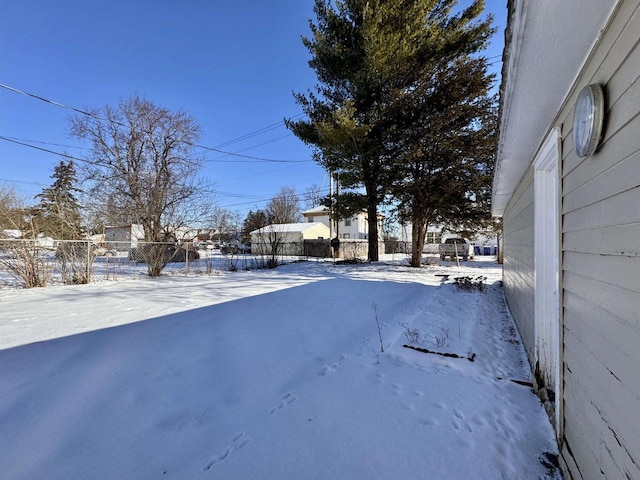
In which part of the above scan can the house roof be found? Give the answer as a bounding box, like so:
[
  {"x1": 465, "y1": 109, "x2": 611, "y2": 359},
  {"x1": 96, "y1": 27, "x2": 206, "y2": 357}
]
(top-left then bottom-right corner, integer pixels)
[
  {"x1": 492, "y1": 0, "x2": 618, "y2": 216},
  {"x1": 250, "y1": 222, "x2": 330, "y2": 235},
  {"x1": 302, "y1": 206, "x2": 329, "y2": 215},
  {"x1": 301, "y1": 206, "x2": 385, "y2": 219}
]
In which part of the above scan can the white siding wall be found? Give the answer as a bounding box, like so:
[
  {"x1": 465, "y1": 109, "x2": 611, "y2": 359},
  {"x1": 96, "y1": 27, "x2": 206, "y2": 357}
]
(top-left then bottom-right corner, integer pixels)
[
  {"x1": 557, "y1": 2, "x2": 640, "y2": 477},
  {"x1": 502, "y1": 167, "x2": 536, "y2": 363}
]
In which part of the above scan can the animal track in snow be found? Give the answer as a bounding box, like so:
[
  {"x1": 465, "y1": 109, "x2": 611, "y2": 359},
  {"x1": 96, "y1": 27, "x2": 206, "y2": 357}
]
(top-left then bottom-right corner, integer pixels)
[
  {"x1": 201, "y1": 431, "x2": 251, "y2": 471},
  {"x1": 233, "y1": 432, "x2": 251, "y2": 449},
  {"x1": 317, "y1": 363, "x2": 339, "y2": 377},
  {"x1": 270, "y1": 392, "x2": 298, "y2": 414},
  {"x1": 317, "y1": 354, "x2": 351, "y2": 377}
]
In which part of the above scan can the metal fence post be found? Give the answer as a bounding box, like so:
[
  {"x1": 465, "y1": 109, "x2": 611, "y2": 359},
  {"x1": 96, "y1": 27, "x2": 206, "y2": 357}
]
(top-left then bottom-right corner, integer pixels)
[
  {"x1": 185, "y1": 241, "x2": 189, "y2": 275},
  {"x1": 86, "y1": 240, "x2": 91, "y2": 282}
]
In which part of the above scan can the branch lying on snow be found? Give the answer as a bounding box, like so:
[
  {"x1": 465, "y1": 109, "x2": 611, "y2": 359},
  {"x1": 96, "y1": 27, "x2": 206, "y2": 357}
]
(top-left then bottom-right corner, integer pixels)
[
  {"x1": 496, "y1": 377, "x2": 534, "y2": 388},
  {"x1": 403, "y1": 344, "x2": 476, "y2": 362}
]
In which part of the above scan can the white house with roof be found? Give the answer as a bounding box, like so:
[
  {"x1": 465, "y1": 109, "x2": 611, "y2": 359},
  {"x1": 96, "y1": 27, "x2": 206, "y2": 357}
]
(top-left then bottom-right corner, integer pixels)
[
  {"x1": 301, "y1": 206, "x2": 383, "y2": 240},
  {"x1": 104, "y1": 224, "x2": 145, "y2": 250},
  {"x1": 495, "y1": 1, "x2": 639, "y2": 478},
  {"x1": 250, "y1": 222, "x2": 330, "y2": 256}
]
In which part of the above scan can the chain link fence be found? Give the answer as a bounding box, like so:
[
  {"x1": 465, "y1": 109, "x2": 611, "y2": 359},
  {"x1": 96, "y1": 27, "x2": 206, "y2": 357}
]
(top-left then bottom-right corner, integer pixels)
[
  {"x1": 0, "y1": 238, "x2": 337, "y2": 288},
  {"x1": 0, "y1": 237, "x2": 412, "y2": 289}
]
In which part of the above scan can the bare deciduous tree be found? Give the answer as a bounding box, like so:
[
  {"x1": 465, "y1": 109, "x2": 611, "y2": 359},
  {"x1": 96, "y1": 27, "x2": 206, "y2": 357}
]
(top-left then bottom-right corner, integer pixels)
[
  {"x1": 266, "y1": 186, "x2": 301, "y2": 224},
  {"x1": 0, "y1": 188, "x2": 52, "y2": 288},
  {"x1": 70, "y1": 95, "x2": 212, "y2": 276},
  {"x1": 0, "y1": 184, "x2": 26, "y2": 232},
  {"x1": 303, "y1": 184, "x2": 324, "y2": 209},
  {"x1": 209, "y1": 207, "x2": 242, "y2": 243}
]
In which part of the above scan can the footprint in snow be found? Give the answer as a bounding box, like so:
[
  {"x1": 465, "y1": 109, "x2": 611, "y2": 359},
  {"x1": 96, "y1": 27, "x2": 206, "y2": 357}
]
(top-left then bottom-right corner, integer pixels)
[
  {"x1": 201, "y1": 432, "x2": 251, "y2": 472},
  {"x1": 232, "y1": 432, "x2": 251, "y2": 449},
  {"x1": 317, "y1": 364, "x2": 338, "y2": 377},
  {"x1": 317, "y1": 354, "x2": 351, "y2": 377},
  {"x1": 270, "y1": 392, "x2": 298, "y2": 414}
]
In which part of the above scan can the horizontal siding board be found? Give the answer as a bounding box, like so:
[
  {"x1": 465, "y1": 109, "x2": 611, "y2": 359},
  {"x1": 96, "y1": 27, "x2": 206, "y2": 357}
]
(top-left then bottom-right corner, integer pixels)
[
  {"x1": 563, "y1": 230, "x2": 601, "y2": 255},
  {"x1": 563, "y1": 222, "x2": 640, "y2": 257},
  {"x1": 601, "y1": 221, "x2": 640, "y2": 256},
  {"x1": 563, "y1": 270, "x2": 640, "y2": 328},
  {"x1": 504, "y1": 200, "x2": 533, "y2": 233},
  {"x1": 563, "y1": 371, "x2": 609, "y2": 480},
  {"x1": 503, "y1": 3, "x2": 640, "y2": 480},
  {"x1": 563, "y1": 368, "x2": 640, "y2": 480},
  {"x1": 600, "y1": 438, "x2": 640, "y2": 480},
  {"x1": 563, "y1": 251, "x2": 640, "y2": 293},
  {"x1": 564, "y1": 291, "x2": 640, "y2": 398},
  {"x1": 502, "y1": 166, "x2": 535, "y2": 365},
  {"x1": 559, "y1": 445, "x2": 582, "y2": 480},
  {"x1": 563, "y1": 148, "x2": 640, "y2": 213},
  {"x1": 504, "y1": 169, "x2": 534, "y2": 219},
  {"x1": 558, "y1": 0, "x2": 640, "y2": 134},
  {"x1": 563, "y1": 1, "x2": 640, "y2": 176},
  {"x1": 601, "y1": 72, "x2": 640, "y2": 146},
  {"x1": 564, "y1": 94, "x2": 640, "y2": 189},
  {"x1": 563, "y1": 184, "x2": 640, "y2": 232},
  {"x1": 503, "y1": 241, "x2": 534, "y2": 257},
  {"x1": 594, "y1": 2, "x2": 640, "y2": 102},
  {"x1": 564, "y1": 329, "x2": 640, "y2": 478}
]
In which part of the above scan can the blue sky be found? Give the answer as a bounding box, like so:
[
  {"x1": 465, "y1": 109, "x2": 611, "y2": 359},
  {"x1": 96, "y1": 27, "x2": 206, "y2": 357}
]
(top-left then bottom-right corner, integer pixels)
[{"x1": 0, "y1": 0, "x2": 506, "y2": 218}]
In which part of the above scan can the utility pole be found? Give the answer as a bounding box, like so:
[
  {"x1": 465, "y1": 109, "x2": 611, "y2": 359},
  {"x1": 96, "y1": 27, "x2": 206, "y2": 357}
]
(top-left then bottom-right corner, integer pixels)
[
  {"x1": 329, "y1": 173, "x2": 334, "y2": 239},
  {"x1": 335, "y1": 176, "x2": 340, "y2": 240}
]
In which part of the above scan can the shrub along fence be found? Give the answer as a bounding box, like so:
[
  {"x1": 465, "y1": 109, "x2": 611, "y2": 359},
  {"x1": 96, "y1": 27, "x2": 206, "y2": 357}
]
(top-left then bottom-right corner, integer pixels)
[{"x1": 1, "y1": 238, "x2": 370, "y2": 288}]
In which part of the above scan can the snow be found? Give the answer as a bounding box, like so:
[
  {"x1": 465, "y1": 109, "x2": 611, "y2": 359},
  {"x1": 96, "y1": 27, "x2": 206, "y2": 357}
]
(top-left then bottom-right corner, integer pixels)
[{"x1": 0, "y1": 256, "x2": 561, "y2": 479}]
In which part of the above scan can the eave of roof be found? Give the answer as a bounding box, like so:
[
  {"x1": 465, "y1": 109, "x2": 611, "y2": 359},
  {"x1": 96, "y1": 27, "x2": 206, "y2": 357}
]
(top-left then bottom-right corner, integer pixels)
[{"x1": 492, "y1": 0, "x2": 618, "y2": 216}]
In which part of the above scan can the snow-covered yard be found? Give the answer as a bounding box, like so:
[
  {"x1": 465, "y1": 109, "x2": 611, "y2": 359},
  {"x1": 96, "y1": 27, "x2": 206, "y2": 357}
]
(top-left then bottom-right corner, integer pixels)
[{"x1": 0, "y1": 257, "x2": 560, "y2": 479}]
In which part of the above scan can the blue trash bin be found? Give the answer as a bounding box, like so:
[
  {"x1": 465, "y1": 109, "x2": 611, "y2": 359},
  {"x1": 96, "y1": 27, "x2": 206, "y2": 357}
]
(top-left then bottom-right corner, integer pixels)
[{"x1": 483, "y1": 246, "x2": 491, "y2": 255}]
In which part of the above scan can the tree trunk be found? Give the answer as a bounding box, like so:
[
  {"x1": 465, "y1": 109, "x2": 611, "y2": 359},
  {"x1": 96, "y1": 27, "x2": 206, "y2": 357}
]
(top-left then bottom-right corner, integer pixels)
[
  {"x1": 367, "y1": 200, "x2": 379, "y2": 262},
  {"x1": 410, "y1": 214, "x2": 427, "y2": 268}
]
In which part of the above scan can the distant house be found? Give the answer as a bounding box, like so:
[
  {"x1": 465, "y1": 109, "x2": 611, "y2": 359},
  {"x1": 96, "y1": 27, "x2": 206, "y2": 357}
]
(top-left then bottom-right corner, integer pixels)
[
  {"x1": 0, "y1": 230, "x2": 55, "y2": 248},
  {"x1": 494, "y1": 1, "x2": 639, "y2": 479},
  {"x1": 301, "y1": 206, "x2": 383, "y2": 240},
  {"x1": 396, "y1": 224, "x2": 497, "y2": 255},
  {"x1": 171, "y1": 226, "x2": 199, "y2": 242},
  {"x1": 104, "y1": 224, "x2": 145, "y2": 250},
  {"x1": 250, "y1": 222, "x2": 330, "y2": 256}
]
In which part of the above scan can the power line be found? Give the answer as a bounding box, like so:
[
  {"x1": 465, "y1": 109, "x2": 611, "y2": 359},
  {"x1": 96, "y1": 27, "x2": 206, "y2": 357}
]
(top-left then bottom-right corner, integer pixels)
[
  {"x1": 213, "y1": 115, "x2": 303, "y2": 149},
  {"x1": 0, "y1": 133, "x2": 307, "y2": 165},
  {"x1": 0, "y1": 177, "x2": 47, "y2": 187},
  {"x1": 2, "y1": 136, "x2": 90, "y2": 151},
  {"x1": 0, "y1": 135, "x2": 326, "y2": 206},
  {"x1": 218, "y1": 185, "x2": 331, "y2": 210},
  {"x1": 0, "y1": 82, "x2": 311, "y2": 164},
  {"x1": 0, "y1": 136, "x2": 100, "y2": 166},
  {"x1": 210, "y1": 133, "x2": 293, "y2": 160}
]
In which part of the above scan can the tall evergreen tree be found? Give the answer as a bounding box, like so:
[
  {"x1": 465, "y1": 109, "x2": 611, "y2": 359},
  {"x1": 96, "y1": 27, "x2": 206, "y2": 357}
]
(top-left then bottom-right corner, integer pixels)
[
  {"x1": 392, "y1": 56, "x2": 497, "y2": 267},
  {"x1": 287, "y1": 0, "x2": 493, "y2": 262},
  {"x1": 242, "y1": 209, "x2": 269, "y2": 239},
  {"x1": 33, "y1": 160, "x2": 83, "y2": 239}
]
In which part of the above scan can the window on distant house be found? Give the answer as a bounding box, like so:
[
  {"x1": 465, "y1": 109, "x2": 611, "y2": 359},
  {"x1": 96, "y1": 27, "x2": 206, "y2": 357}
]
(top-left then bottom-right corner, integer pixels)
[
  {"x1": 426, "y1": 231, "x2": 442, "y2": 244},
  {"x1": 342, "y1": 233, "x2": 350, "y2": 239},
  {"x1": 308, "y1": 217, "x2": 314, "y2": 222},
  {"x1": 344, "y1": 218, "x2": 351, "y2": 226}
]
